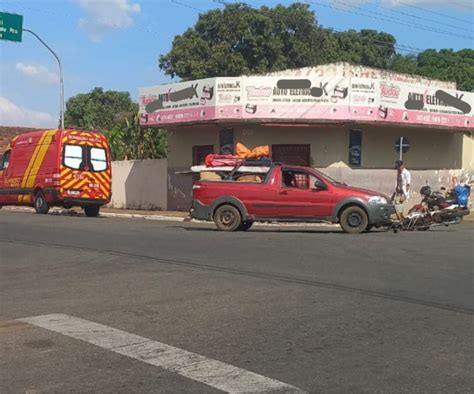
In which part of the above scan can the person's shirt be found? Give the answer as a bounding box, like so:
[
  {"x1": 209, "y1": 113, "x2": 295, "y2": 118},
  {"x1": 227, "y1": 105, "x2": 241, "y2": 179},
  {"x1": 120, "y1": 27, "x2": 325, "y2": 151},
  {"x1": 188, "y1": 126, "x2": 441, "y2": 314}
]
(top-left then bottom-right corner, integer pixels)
[{"x1": 396, "y1": 168, "x2": 411, "y2": 198}]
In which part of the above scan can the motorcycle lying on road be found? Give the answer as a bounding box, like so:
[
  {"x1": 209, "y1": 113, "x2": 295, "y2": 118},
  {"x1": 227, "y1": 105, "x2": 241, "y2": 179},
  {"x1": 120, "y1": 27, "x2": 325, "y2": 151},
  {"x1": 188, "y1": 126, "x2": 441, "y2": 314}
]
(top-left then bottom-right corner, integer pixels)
[{"x1": 393, "y1": 185, "x2": 470, "y2": 231}]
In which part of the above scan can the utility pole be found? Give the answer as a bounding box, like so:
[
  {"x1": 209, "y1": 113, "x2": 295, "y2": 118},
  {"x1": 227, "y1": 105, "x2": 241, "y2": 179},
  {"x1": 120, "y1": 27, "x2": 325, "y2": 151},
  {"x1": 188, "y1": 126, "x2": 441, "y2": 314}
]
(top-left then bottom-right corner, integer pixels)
[{"x1": 23, "y1": 28, "x2": 64, "y2": 129}]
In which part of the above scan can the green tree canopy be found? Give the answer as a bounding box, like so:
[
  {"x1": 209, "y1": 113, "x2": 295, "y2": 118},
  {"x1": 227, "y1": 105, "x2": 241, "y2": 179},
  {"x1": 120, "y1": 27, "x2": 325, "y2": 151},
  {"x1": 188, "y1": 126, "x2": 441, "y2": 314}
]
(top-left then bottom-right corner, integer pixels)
[
  {"x1": 64, "y1": 87, "x2": 137, "y2": 131},
  {"x1": 160, "y1": 2, "x2": 472, "y2": 92},
  {"x1": 108, "y1": 115, "x2": 167, "y2": 161},
  {"x1": 65, "y1": 87, "x2": 167, "y2": 160},
  {"x1": 159, "y1": 2, "x2": 396, "y2": 80}
]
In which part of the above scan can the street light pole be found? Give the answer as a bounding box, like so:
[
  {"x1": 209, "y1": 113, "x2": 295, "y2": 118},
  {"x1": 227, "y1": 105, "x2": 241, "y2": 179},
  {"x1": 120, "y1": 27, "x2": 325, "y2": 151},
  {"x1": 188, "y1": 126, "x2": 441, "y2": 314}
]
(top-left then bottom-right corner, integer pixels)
[{"x1": 23, "y1": 28, "x2": 64, "y2": 129}]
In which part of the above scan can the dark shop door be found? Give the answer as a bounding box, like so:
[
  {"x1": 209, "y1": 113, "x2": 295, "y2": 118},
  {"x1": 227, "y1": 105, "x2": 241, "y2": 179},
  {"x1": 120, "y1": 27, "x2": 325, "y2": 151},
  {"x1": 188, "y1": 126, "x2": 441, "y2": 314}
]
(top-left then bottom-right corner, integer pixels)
[{"x1": 272, "y1": 144, "x2": 311, "y2": 166}]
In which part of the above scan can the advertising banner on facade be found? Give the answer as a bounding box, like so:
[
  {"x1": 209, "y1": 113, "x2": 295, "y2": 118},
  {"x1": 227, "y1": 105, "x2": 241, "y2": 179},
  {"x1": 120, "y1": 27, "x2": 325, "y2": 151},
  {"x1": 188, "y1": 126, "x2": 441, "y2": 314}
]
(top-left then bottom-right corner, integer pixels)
[
  {"x1": 139, "y1": 72, "x2": 473, "y2": 129},
  {"x1": 242, "y1": 75, "x2": 351, "y2": 120},
  {"x1": 377, "y1": 82, "x2": 473, "y2": 128},
  {"x1": 349, "y1": 78, "x2": 378, "y2": 121},
  {"x1": 139, "y1": 78, "x2": 217, "y2": 125}
]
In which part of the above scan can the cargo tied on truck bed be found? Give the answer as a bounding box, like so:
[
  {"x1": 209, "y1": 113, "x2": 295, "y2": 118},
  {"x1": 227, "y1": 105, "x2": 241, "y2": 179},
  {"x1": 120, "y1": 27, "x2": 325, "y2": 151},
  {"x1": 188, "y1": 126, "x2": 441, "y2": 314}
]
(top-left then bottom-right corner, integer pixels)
[{"x1": 189, "y1": 160, "x2": 395, "y2": 233}]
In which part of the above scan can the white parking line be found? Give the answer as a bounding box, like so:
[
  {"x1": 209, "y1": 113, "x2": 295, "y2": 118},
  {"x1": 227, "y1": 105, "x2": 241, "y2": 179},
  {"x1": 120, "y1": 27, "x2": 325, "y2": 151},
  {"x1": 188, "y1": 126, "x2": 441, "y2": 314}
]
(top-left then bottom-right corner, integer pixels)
[{"x1": 19, "y1": 314, "x2": 303, "y2": 393}]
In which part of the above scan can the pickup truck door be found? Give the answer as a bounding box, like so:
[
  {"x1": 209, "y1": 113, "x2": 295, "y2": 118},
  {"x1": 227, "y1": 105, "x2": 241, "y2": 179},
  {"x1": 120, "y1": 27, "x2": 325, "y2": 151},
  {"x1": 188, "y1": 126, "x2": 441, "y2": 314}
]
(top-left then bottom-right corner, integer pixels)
[{"x1": 275, "y1": 169, "x2": 333, "y2": 219}]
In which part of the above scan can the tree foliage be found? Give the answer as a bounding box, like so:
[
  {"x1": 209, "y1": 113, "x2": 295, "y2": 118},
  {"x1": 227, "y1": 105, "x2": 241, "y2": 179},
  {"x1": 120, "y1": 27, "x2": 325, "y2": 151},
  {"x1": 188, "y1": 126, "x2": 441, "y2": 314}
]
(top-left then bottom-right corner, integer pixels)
[
  {"x1": 394, "y1": 49, "x2": 474, "y2": 92},
  {"x1": 160, "y1": 2, "x2": 472, "y2": 92},
  {"x1": 107, "y1": 115, "x2": 167, "y2": 161},
  {"x1": 65, "y1": 87, "x2": 137, "y2": 131},
  {"x1": 159, "y1": 3, "x2": 396, "y2": 79},
  {"x1": 64, "y1": 87, "x2": 167, "y2": 160}
]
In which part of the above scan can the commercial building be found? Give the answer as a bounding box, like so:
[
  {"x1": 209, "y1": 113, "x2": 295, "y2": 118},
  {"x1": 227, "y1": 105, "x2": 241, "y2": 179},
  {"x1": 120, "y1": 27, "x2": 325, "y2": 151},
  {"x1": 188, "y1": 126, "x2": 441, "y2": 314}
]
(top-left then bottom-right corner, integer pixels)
[{"x1": 139, "y1": 63, "x2": 473, "y2": 211}]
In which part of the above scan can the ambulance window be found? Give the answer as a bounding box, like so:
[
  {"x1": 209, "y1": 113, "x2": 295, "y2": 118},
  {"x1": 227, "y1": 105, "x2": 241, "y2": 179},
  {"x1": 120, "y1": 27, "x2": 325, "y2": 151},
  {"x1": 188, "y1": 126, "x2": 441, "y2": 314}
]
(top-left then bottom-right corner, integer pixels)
[
  {"x1": 90, "y1": 148, "x2": 107, "y2": 171},
  {"x1": 1, "y1": 150, "x2": 10, "y2": 170},
  {"x1": 63, "y1": 145, "x2": 83, "y2": 170}
]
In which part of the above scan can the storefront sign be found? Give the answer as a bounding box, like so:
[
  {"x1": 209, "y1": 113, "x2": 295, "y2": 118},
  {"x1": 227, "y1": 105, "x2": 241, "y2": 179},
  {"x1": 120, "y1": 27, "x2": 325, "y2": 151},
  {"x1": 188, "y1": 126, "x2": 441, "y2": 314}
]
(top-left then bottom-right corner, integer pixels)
[
  {"x1": 242, "y1": 75, "x2": 351, "y2": 120},
  {"x1": 139, "y1": 72, "x2": 473, "y2": 129}
]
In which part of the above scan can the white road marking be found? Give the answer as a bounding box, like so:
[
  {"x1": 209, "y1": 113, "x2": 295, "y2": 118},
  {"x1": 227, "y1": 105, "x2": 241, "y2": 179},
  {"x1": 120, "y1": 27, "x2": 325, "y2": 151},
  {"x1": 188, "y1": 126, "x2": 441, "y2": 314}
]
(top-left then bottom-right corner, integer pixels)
[{"x1": 19, "y1": 314, "x2": 303, "y2": 393}]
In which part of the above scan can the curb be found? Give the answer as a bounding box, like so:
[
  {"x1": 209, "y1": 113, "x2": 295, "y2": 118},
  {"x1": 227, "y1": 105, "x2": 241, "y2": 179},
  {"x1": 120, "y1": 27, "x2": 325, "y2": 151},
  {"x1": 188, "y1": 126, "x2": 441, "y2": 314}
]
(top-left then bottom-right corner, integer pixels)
[{"x1": 2, "y1": 206, "x2": 339, "y2": 228}]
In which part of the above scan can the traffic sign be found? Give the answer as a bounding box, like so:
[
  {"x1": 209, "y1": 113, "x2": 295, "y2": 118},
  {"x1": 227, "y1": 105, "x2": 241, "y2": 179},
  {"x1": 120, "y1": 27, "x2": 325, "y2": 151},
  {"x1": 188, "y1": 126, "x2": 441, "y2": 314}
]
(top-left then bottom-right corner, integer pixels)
[
  {"x1": 0, "y1": 12, "x2": 23, "y2": 42},
  {"x1": 395, "y1": 136, "x2": 410, "y2": 154}
]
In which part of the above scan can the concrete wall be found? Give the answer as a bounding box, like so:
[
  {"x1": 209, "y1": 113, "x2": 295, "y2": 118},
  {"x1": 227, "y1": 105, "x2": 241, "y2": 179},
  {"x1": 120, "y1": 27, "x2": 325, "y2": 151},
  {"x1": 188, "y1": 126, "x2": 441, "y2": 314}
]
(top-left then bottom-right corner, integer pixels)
[
  {"x1": 234, "y1": 124, "x2": 348, "y2": 168},
  {"x1": 359, "y1": 124, "x2": 466, "y2": 170},
  {"x1": 463, "y1": 134, "x2": 474, "y2": 170},
  {"x1": 109, "y1": 159, "x2": 167, "y2": 210},
  {"x1": 320, "y1": 167, "x2": 471, "y2": 209}
]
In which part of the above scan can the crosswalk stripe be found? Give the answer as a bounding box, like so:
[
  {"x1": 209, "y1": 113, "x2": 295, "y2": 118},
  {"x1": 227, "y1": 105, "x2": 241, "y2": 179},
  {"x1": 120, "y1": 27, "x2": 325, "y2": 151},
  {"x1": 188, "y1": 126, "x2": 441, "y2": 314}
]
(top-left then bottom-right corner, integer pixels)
[{"x1": 19, "y1": 314, "x2": 303, "y2": 393}]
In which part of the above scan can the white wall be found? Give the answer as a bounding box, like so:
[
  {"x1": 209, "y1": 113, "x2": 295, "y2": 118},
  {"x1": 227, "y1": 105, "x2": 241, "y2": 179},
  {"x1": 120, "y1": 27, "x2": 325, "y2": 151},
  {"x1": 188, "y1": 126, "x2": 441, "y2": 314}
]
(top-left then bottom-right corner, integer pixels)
[{"x1": 109, "y1": 159, "x2": 167, "y2": 210}]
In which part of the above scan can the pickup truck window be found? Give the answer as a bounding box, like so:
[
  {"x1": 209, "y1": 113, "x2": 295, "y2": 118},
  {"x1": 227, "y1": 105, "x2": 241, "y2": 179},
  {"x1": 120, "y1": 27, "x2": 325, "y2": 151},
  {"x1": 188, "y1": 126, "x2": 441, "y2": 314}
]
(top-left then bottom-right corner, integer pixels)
[{"x1": 282, "y1": 169, "x2": 325, "y2": 190}]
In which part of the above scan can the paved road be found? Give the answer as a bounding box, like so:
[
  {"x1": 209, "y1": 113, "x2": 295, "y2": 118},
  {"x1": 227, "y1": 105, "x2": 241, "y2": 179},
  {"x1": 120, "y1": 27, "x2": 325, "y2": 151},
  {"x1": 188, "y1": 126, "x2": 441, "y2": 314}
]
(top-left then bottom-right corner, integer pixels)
[{"x1": 1, "y1": 211, "x2": 473, "y2": 393}]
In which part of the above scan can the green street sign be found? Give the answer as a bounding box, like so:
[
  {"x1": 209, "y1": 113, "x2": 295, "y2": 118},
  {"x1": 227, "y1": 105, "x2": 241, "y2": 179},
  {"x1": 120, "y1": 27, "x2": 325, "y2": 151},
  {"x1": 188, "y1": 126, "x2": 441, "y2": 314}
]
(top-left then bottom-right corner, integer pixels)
[{"x1": 0, "y1": 12, "x2": 23, "y2": 42}]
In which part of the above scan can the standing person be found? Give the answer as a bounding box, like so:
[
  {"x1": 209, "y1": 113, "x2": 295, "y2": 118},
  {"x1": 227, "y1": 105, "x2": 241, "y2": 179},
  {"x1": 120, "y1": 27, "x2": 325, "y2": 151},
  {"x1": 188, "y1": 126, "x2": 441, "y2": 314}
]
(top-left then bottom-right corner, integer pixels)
[{"x1": 392, "y1": 160, "x2": 411, "y2": 220}]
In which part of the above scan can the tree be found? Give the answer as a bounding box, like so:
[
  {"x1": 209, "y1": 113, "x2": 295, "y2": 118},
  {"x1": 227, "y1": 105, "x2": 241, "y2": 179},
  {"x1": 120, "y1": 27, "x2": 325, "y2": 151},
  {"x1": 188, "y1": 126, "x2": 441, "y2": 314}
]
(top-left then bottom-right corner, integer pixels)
[
  {"x1": 65, "y1": 87, "x2": 167, "y2": 160},
  {"x1": 389, "y1": 49, "x2": 474, "y2": 91},
  {"x1": 64, "y1": 87, "x2": 137, "y2": 131},
  {"x1": 415, "y1": 49, "x2": 474, "y2": 91},
  {"x1": 107, "y1": 115, "x2": 167, "y2": 161},
  {"x1": 331, "y1": 29, "x2": 396, "y2": 69},
  {"x1": 389, "y1": 54, "x2": 418, "y2": 75},
  {"x1": 159, "y1": 3, "x2": 388, "y2": 79}
]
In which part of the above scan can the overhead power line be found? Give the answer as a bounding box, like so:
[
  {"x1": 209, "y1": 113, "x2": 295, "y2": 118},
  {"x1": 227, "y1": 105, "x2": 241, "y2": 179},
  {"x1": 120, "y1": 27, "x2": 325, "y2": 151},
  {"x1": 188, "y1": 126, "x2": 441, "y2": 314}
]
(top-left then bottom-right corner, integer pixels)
[
  {"x1": 373, "y1": 2, "x2": 473, "y2": 33},
  {"x1": 396, "y1": 0, "x2": 472, "y2": 25},
  {"x1": 307, "y1": 0, "x2": 473, "y2": 41}
]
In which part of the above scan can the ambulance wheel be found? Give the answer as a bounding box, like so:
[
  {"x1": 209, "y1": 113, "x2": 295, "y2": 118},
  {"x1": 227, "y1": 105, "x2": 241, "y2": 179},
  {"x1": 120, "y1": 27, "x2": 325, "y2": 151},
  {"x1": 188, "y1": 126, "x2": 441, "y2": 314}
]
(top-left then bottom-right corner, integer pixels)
[
  {"x1": 34, "y1": 191, "x2": 50, "y2": 214},
  {"x1": 84, "y1": 205, "x2": 100, "y2": 217}
]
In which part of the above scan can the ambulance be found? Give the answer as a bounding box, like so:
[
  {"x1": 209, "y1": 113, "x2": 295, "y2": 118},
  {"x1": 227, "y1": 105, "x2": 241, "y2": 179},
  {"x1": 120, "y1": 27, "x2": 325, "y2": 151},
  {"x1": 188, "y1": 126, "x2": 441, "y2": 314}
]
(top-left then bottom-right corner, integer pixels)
[{"x1": 0, "y1": 129, "x2": 112, "y2": 217}]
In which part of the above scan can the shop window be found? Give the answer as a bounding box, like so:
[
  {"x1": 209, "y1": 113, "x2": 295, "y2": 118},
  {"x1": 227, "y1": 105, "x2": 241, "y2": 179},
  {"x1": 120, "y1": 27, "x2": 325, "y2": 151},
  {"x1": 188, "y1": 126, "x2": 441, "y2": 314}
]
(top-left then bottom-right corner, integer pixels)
[
  {"x1": 219, "y1": 128, "x2": 234, "y2": 155},
  {"x1": 193, "y1": 145, "x2": 214, "y2": 165},
  {"x1": 272, "y1": 144, "x2": 310, "y2": 166},
  {"x1": 349, "y1": 129, "x2": 362, "y2": 166}
]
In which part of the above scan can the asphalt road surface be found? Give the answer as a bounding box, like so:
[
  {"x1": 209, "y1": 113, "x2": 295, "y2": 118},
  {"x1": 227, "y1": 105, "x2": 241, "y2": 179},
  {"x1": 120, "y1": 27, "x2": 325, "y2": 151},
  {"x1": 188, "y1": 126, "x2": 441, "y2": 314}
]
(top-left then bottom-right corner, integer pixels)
[{"x1": 1, "y1": 211, "x2": 473, "y2": 393}]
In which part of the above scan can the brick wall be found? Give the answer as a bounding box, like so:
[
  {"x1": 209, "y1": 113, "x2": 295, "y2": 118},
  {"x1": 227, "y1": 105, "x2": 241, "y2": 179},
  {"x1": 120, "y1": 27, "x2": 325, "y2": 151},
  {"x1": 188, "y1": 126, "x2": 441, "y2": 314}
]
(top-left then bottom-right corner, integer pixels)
[{"x1": 0, "y1": 126, "x2": 38, "y2": 154}]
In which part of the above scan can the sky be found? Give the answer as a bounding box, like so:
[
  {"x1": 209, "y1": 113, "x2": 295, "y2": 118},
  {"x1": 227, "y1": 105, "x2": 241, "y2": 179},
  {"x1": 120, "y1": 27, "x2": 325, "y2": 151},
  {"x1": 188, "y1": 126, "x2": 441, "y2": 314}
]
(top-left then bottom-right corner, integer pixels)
[{"x1": 0, "y1": 0, "x2": 473, "y2": 128}]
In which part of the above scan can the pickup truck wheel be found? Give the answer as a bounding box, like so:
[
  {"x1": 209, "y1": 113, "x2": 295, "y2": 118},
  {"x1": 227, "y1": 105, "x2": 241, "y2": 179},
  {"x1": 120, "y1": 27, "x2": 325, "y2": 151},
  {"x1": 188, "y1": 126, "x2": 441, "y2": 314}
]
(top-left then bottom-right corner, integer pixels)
[
  {"x1": 237, "y1": 221, "x2": 253, "y2": 231},
  {"x1": 34, "y1": 191, "x2": 50, "y2": 214},
  {"x1": 340, "y1": 206, "x2": 368, "y2": 234},
  {"x1": 214, "y1": 205, "x2": 242, "y2": 232}
]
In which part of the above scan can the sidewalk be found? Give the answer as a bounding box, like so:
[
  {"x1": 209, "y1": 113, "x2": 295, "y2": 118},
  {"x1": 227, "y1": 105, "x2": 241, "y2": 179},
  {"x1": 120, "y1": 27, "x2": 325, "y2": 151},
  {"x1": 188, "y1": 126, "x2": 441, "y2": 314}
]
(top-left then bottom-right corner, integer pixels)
[{"x1": 3, "y1": 205, "x2": 473, "y2": 223}]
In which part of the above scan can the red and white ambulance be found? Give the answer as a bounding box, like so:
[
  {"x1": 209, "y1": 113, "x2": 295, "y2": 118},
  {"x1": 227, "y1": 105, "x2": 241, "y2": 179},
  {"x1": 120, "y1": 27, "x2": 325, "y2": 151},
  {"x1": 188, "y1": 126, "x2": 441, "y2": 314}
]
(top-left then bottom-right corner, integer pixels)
[{"x1": 0, "y1": 129, "x2": 112, "y2": 217}]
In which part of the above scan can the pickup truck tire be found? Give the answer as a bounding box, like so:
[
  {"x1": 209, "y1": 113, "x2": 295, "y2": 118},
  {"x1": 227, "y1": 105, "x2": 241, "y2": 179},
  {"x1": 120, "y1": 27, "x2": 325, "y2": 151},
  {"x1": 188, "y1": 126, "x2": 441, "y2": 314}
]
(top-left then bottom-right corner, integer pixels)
[
  {"x1": 214, "y1": 204, "x2": 242, "y2": 231},
  {"x1": 34, "y1": 191, "x2": 50, "y2": 214},
  {"x1": 237, "y1": 221, "x2": 253, "y2": 231},
  {"x1": 340, "y1": 206, "x2": 368, "y2": 234}
]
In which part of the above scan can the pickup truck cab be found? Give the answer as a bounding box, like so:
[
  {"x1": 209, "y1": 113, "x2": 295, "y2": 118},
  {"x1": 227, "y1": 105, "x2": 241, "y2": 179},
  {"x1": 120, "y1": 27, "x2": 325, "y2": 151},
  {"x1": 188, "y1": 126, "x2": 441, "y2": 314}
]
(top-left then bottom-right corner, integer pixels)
[{"x1": 191, "y1": 164, "x2": 394, "y2": 233}]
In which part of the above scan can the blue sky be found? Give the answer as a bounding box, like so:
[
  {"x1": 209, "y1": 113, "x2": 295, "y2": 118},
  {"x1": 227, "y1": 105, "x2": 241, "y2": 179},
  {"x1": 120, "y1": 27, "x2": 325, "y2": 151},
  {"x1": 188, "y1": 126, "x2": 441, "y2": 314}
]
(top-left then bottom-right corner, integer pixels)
[{"x1": 0, "y1": 0, "x2": 472, "y2": 127}]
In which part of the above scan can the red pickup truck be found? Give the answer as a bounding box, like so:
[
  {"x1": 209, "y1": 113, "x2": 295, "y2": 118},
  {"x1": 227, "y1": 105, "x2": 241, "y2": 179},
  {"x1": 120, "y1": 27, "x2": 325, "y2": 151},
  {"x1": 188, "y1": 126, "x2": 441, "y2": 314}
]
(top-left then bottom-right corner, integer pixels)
[{"x1": 191, "y1": 164, "x2": 395, "y2": 233}]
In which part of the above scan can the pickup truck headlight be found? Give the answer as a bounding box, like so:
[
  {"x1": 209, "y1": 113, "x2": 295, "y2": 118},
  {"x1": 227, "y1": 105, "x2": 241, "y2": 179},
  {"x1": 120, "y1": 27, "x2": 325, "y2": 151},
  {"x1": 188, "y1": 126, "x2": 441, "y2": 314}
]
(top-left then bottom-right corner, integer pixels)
[{"x1": 368, "y1": 196, "x2": 388, "y2": 205}]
